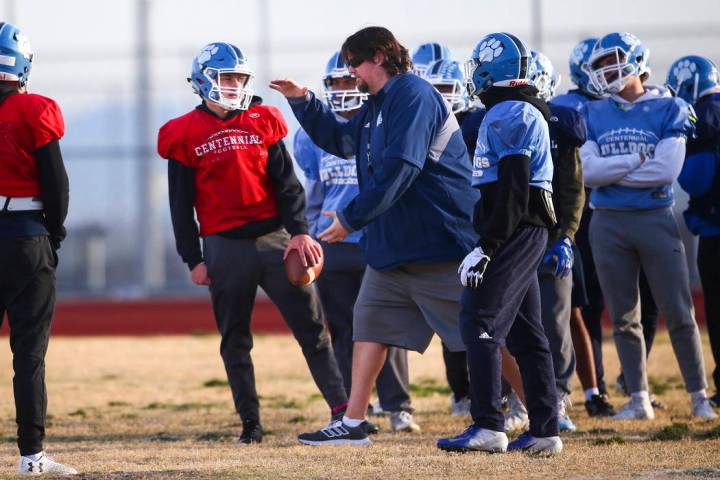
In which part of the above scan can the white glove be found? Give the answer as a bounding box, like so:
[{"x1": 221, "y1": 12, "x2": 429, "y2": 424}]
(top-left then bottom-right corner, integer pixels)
[{"x1": 458, "y1": 247, "x2": 491, "y2": 288}]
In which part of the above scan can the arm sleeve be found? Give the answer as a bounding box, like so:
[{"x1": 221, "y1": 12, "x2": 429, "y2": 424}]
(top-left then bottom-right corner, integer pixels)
[
  {"x1": 33, "y1": 100, "x2": 65, "y2": 149},
  {"x1": 580, "y1": 140, "x2": 643, "y2": 188},
  {"x1": 476, "y1": 154, "x2": 531, "y2": 256},
  {"x1": 288, "y1": 92, "x2": 358, "y2": 159},
  {"x1": 553, "y1": 147, "x2": 585, "y2": 242},
  {"x1": 266, "y1": 140, "x2": 309, "y2": 236},
  {"x1": 338, "y1": 160, "x2": 421, "y2": 232},
  {"x1": 382, "y1": 89, "x2": 442, "y2": 168},
  {"x1": 617, "y1": 137, "x2": 686, "y2": 187},
  {"x1": 168, "y1": 158, "x2": 203, "y2": 271},
  {"x1": 34, "y1": 139, "x2": 69, "y2": 248},
  {"x1": 677, "y1": 150, "x2": 717, "y2": 197}
]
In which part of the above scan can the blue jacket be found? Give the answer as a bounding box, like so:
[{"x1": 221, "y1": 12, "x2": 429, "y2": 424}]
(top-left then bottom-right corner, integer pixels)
[{"x1": 288, "y1": 73, "x2": 478, "y2": 270}]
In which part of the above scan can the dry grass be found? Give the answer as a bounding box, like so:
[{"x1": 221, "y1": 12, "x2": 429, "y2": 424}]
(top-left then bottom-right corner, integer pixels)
[{"x1": 0, "y1": 332, "x2": 718, "y2": 479}]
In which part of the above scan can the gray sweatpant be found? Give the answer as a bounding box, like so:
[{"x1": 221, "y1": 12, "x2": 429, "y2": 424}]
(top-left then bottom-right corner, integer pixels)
[
  {"x1": 589, "y1": 208, "x2": 707, "y2": 394},
  {"x1": 538, "y1": 261, "x2": 575, "y2": 396}
]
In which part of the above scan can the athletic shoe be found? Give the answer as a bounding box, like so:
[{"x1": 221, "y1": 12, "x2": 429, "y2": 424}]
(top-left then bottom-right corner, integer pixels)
[
  {"x1": 238, "y1": 420, "x2": 263, "y2": 444},
  {"x1": 612, "y1": 396, "x2": 654, "y2": 420},
  {"x1": 585, "y1": 394, "x2": 616, "y2": 417},
  {"x1": 558, "y1": 395, "x2": 576, "y2": 432},
  {"x1": 298, "y1": 420, "x2": 371, "y2": 446},
  {"x1": 368, "y1": 401, "x2": 384, "y2": 416},
  {"x1": 507, "y1": 431, "x2": 562, "y2": 456},
  {"x1": 504, "y1": 392, "x2": 529, "y2": 433},
  {"x1": 18, "y1": 453, "x2": 77, "y2": 476},
  {"x1": 361, "y1": 420, "x2": 379, "y2": 435},
  {"x1": 451, "y1": 396, "x2": 471, "y2": 416},
  {"x1": 437, "y1": 425, "x2": 508, "y2": 453},
  {"x1": 390, "y1": 410, "x2": 420, "y2": 433},
  {"x1": 692, "y1": 397, "x2": 719, "y2": 420}
]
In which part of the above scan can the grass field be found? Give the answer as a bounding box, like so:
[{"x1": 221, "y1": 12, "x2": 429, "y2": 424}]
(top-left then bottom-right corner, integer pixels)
[{"x1": 0, "y1": 332, "x2": 719, "y2": 479}]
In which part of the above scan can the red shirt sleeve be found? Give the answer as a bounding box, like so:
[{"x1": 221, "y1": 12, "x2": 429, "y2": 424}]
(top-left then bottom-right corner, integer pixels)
[
  {"x1": 158, "y1": 118, "x2": 191, "y2": 167},
  {"x1": 259, "y1": 105, "x2": 288, "y2": 147},
  {"x1": 32, "y1": 98, "x2": 65, "y2": 149}
]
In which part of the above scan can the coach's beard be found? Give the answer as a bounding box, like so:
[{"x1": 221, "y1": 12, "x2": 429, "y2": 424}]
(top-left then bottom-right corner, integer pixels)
[{"x1": 357, "y1": 79, "x2": 369, "y2": 94}]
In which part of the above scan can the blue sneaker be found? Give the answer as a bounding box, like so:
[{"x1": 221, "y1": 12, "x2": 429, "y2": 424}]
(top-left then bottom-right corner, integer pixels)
[
  {"x1": 437, "y1": 425, "x2": 508, "y2": 453},
  {"x1": 558, "y1": 395, "x2": 576, "y2": 432},
  {"x1": 507, "y1": 431, "x2": 562, "y2": 456}
]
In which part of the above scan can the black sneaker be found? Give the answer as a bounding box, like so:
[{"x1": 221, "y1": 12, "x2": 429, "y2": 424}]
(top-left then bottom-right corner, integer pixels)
[
  {"x1": 298, "y1": 420, "x2": 371, "y2": 446},
  {"x1": 361, "y1": 420, "x2": 379, "y2": 435},
  {"x1": 585, "y1": 394, "x2": 616, "y2": 417},
  {"x1": 238, "y1": 420, "x2": 263, "y2": 444}
]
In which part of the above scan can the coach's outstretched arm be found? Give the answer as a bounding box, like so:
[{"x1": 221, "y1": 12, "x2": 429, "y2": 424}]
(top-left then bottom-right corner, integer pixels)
[{"x1": 270, "y1": 79, "x2": 359, "y2": 159}]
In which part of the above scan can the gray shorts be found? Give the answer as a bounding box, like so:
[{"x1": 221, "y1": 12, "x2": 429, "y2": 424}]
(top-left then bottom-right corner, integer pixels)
[{"x1": 353, "y1": 262, "x2": 465, "y2": 353}]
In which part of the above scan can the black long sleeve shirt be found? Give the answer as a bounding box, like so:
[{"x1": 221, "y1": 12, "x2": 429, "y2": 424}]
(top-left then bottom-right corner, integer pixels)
[{"x1": 35, "y1": 139, "x2": 69, "y2": 249}]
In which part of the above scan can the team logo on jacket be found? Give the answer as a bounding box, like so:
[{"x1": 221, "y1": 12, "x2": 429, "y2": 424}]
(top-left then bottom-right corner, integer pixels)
[
  {"x1": 194, "y1": 128, "x2": 262, "y2": 157},
  {"x1": 597, "y1": 128, "x2": 659, "y2": 156}
]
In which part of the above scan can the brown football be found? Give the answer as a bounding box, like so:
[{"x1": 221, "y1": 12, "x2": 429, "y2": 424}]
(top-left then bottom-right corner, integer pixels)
[{"x1": 285, "y1": 244, "x2": 324, "y2": 287}]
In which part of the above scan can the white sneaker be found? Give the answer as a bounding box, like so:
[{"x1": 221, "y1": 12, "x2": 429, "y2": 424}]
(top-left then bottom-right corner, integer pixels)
[
  {"x1": 612, "y1": 396, "x2": 654, "y2": 420},
  {"x1": 451, "y1": 396, "x2": 471, "y2": 416},
  {"x1": 390, "y1": 410, "x2": 420, "y2": 433},
  {"x1": 437, "y1": 425, "x2": 508, "y2": 453},
  {"x1": 504, "y1": 392, "x2": 529, "y2": 433},
  {"x1": 368, "y1": 401, "x2": 384, "y2": 416},
  {"x1": 692, "y1": 397, "x2": 719, "y2": 420},
  {"x1": 18, "y1": 453, "x2": 77, "y2": 475}
]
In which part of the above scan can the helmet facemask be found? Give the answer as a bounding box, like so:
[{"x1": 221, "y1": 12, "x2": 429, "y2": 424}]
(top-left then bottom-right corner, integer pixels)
[
  {"x1": 322, "y1": 72, "x2": 367, "y2": 112},
  {"x1": 204, "y1": 67, "x2": 254, "y2": 111},
  {"x1": 586, "y1": 48, "x2": 639, "y2": 95}
]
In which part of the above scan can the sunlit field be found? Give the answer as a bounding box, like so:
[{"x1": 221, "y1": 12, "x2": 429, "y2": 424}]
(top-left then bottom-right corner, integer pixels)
[{"x1": 0, "y1": 332, "x2": 718, "y2": 479}]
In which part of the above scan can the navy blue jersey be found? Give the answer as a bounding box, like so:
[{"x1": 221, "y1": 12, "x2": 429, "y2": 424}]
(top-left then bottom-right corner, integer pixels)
[
  {"x1": 549, "y1": 103, "x2": 587, "y2": 159},
  {"x1": 460, "y1": 107, "x2": 487, "y2": 157}
]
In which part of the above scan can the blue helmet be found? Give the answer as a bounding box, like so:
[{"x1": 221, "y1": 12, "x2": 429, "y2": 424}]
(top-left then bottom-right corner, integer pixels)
[
  {"x1": 585, "y1": 32, "x2": 650, "y2": 95},
  {"x1": 411, "y1": 42, "x2": 452, "y2": 76},
  {"x1": 189, "y1": 42, "x2": 254, "y2": 111},
  {"x1": 568, "y1": 38, "x2": 601, "y2": 97},
  {"x1": 322, "y1": 51, "x2": 367, "y2": 112},
  {"x1": 0, "y1": 23, "x2": 33, "y2": 88},
  {"x1": 529, "y1": 50, "x2": 560, "y2": 101},
  {"x1": 666, "y1": 55, "x2": 720, "y2": 104},
  {"x1": 465, "y1": 32, "x2": 532, "y2": 98},
  {"x1": 425, "y1": 59, "x2": 469, "y2": 113}
]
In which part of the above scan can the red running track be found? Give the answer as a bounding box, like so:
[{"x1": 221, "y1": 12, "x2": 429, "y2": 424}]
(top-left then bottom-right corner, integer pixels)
[{"x1": 0, "y1": 292, "x2": 709, "y2": 336}]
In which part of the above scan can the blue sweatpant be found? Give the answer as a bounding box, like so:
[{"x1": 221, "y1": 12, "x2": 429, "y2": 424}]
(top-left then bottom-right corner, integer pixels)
[{"x1": 460, "y1": 225, "x2": 559, "y2": 438}]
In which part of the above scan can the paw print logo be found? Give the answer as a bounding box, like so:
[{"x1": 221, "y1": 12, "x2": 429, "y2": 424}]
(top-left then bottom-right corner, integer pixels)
[
  {"x1": 476, "y1": 37, "x2": 504, "y2": 63},
  {"x1": 619, "y1": 32, "x2": 640, "y2": 47},
  {"x1": 673, "y1": 59, "x2": 698, "y2": 85},
  {"x1": 570, "y1": 42, "x2": 588, "y2": 65},
  {"x1": 197, "y1": 44, "x2": 220, "y2": 66},
  {"x1": 14, "y1": 32, "x2": 32, "y2": 60}
]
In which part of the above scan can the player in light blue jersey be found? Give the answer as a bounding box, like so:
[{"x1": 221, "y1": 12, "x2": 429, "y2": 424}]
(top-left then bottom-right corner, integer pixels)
[
  {"x1": 671, "y1": 55, "x2": 720, "y2": 407},
  {"x1": 581, "y1": 32, "x2": 716, "y2": 420},
  {"x1": 293, "y1": 51, "x2": 420, "y2": 434},
  {"x1": 438, "y1": 33, "x2": 561, "y2": 456}
]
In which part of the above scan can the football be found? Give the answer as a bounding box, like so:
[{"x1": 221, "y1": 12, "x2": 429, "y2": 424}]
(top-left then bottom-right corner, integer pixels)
[{"x1": 285, "y1": 245, "x2": 324, "y2": 287}]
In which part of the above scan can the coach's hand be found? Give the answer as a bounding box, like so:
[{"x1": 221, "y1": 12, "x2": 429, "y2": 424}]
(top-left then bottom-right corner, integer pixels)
[
  {"x1": 191, "y1": 262, "x2": 212, "y2": 286},
  {"x1": 543, "y1": 236, "x2": 574, "y2": 278},
  {"x1": 269, "y1": 79, "x2": 309, "y2": 98},
  {"x1": 318, "y1": 211, "x2": 349, "y2": 244},
  {"x1": 284, "y1": 234, "x2": 322, "y2": 267},
  {"x1": 459, "y1": 247, "x2": 490, "y2": 288}
]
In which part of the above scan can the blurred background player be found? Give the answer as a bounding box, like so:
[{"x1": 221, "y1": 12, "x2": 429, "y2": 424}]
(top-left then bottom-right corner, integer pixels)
[
  {"x1": 294, "y1": 51, "x2": 419, "y2": 433},
  {"x1": 422, "y1": 57, "x2": 472, "y2": 416},
  {"x1": 438, "y1": 33, "x2": 561, "y2": 455},
  {"x1": 158, "y1": 42, "x2": 350, "y2": 444},
  {"x1": 411, "y1": 41, "x2": 452, "y2": 77},
  {"x1": 670, "y1": 55, "x2": 720, "y2": 407},
  {"x1": 0, "y1": 22, "x2": 76, "y2": 475},
  {"x1": 581, "y1": 32, "x2": 716, "y2": 420},
  {"x1": 553, "y1": 38, "x2": 661, "y2": 410}
]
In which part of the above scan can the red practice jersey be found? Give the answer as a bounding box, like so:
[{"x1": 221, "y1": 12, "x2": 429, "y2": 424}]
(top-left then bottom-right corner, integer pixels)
[
  {"x1": 157, "y1": 104, "x2": 288, "y2": 237},
  {"x1": 0, "y1": 93, "x2": 65, "y2": 197}
]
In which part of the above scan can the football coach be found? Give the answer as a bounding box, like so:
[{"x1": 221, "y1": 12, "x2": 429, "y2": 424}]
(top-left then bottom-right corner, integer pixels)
[{"x1": 271, "y1": 25, "x2": 479, "y2": 446}]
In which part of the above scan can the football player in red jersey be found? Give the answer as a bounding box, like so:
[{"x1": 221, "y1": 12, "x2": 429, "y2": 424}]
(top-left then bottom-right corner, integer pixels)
[
  {"x1": 0, "y1": 23, "x2": 77, "y2": 475},
  {"x1": 158, "y1": 42, "x2": 350, "y2": 444}
]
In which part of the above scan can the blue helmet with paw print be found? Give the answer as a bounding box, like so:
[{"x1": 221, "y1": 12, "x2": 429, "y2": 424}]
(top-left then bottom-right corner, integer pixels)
[
  {"x1": 465, "y1": 33, "x2": 532, "y2": 98},
  {"x1": 412, "y1": 42, "x2": 452, "y2": 77},
  {"x1": 585, "y1": 32, "x2": 650, "y2": 95},
  {"x1": 189, "y1": 42, "x2": 255, "y2": 111},
  {"x1": 568, "y1": 38, "x2": 601, "y2": 97},
  {"x1": 0, "y1": 22, "x2": 33, "y2": 88},
  {"x1": 666, "y1": 55, "x2": 720, "y2": 104}
]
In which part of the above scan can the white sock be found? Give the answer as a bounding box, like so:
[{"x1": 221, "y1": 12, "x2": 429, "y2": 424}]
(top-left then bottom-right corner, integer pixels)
[
  {"x1": 584, "y1": 388, "x2": 600, "y2": 401},
  {"x1": 23, "y1": 452, "x2": 43, "y2": 461},
  {"x1": 630, "y1": 390, "x2": 650, "y2": 401},
  {"x1": 342, "y1": 415, "x2": 363, "y2": 427},
  {"x1": 690, "y1": 389, "x2": 707, "y2": 403}
]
